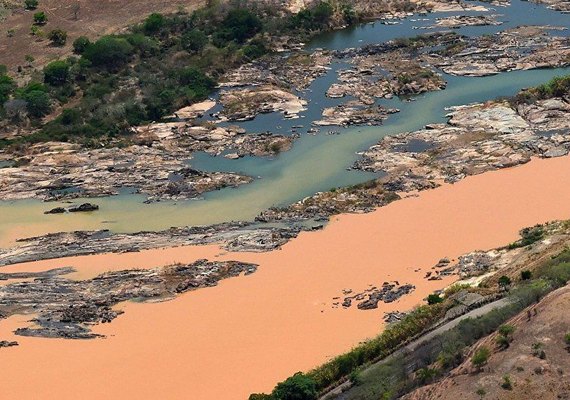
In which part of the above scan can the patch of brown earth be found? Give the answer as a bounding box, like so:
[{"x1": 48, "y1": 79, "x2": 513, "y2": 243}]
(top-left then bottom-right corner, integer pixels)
[
  {"x1": 0, "y1": 0, "x2": 206, "y2": 72},
  {"x1": 404, "y1": 285, "x2": 570, "y2": 400}
]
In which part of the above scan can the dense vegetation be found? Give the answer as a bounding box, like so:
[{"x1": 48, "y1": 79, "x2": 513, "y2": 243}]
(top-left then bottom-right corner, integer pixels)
[
  {"x1": 512, "y1": 74, "x2": 570, "y2": 105},
  {"x1": 252, "y1": 243, "x2": 570, "y2": 400},
  {"x1": 0, "y1": 0, "x2": 359, "y2": 149}
]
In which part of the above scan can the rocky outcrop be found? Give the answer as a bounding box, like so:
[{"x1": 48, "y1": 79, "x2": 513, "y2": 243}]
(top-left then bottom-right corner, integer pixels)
[
  {"x1": 0, "y1": 259, "x2": 257, "y2": 339},
  {"x1": 424, "y1": 26, "x2": 570, "y2": 76},
  {"x1": 314, "y1": 103, "x2": 399, "y2": 126},
  {"x1": 427, "y1": 14, "x2": 502, "y2": 29},
  {"x1": 0, "y1": 143, "x2": 253, "y2": 202},
  {"x1": 531, "y1": 0, "x2": 570, "y2": 12},
  {"x1": 328, "y1": 42, "x2": 447, "y2": 104},
  {"x1": 0, "y1": 222, "x2": 301, "y2": 267},
  {"x1": 218, "y1": 85, "x2": 307, "y2": 121},
  {"x1": 221, "y1": 50, "x2": 332, "y2": 91},
  {"x1": 354, "y1": 99, "x2": 570, "y2": 189}
]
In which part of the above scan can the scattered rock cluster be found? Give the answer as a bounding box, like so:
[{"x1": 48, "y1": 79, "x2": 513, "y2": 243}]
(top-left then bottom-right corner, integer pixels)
[
  {"x1": 334, "y1": 282, "x2": 416, "y2": 310},
  {"x1": 218, "y1": 85, "x2": 307, "y2": 122},
  {"x1": 0, "y1": 260, "x2": 257, "y2": 339},
  {"x1": 45, "y1": 203, "x2": 99, "y2": 214}
]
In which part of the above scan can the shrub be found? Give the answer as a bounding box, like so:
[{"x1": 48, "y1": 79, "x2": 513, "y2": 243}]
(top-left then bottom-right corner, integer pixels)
[
  {"x1": 508, "y1": 225, "x2": 544, "y2": 249},
  {"x1": 501, "y1": 374, "x2": 513, "y2": 390},
  {"x1": 521, "y1": 270, "x2": 532, "y2": 280},
  {"x1": 416, "y1": 367, "x2": 438, "y2": 384},
  {"x1": 48, "y1": 29, "x2": 67, "y2": 46},
  {"x1": 242, "y1": 38, "x2": 268, "y2": 59},
  {"x1": 471, "y1": 347, "x2": 490, "y2": 370},
  {"x1": 30, "y1": 25, "x2": 42, "y2": 36},
  {"x1": 565, "y1": 333, "x2": 570, "y2": 345},
  {"x1": 271, "y1": 373, "x2": 317, "y2": 400},
  {"x1": 496, "y1": 335, "x2": 510, "y2": 350},
  {"x1": 59, "y1": 108, "x2": 81, "y2": 125},
  {"x1": 24, "y1": 0, "x2": 38, "y2": 10},
  {"x1": 73, "y1": 36, "x2": 91, "y2": 54},
  {"x1": 33, "y1": 11, "x2": 47, "y2": 25},
  {"x1": 82, "y1": 36, "x2": 134, "y2": 70},
  {"x1": 181, "y1": 29, "x2": 208, "y2": 53},
  {"x1": 43, "y1": 60, "x2": 70, "y2": 86}
]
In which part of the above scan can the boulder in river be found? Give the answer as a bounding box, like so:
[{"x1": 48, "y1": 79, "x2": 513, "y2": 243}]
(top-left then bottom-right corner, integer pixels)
[
  {"x1": 44, "y1": 203, "x2": 99, "y2": 215},
  {"x1": 68, "y1": 203, "x2": 99, "y2": 213}
]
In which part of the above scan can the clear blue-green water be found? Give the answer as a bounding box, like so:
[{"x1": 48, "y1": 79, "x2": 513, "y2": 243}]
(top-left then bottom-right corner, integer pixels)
[{"x1": 0, "y1": 0, "x2": 568, "y2": 245}]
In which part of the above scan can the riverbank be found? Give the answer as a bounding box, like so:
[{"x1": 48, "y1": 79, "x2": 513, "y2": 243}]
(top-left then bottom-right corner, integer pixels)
[{"x1": 2, "y1": 154, "x2": 570, "y2": 399}]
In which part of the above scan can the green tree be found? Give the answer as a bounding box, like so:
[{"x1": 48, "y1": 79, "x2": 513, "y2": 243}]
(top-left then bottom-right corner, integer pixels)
[
  {"x1": 82, "y1": 36, "x2": 134, "y2": 70},
  {"x1": 43, "y1": 60, "x2": 70, "y2": 86},
  {"x1": 427, "y1": 294, "x2": 443, "y2": 305},
  {"x1": 72, "y1": 36, "x2": 91, "y2": 54},
  {"x1": 272, "y1": 373, "x2": 317, "y2": 400},
  {"x1": 0, "y1": 74, "x2": 15, "y2": 104},
  {"x1": 33, "y1": 11, "x2": 47, "y2": 25},
  {"x1": 22, "y1": 90, "x2": 51, "y2": 117},
  {"x1": 220, "y1": 9, "x2": 262, "y2": 44},
  {"x1": 47, "y1": 29, "x2": 67, "y2": 46},
  {"x1": 471, "y1": 346, "x2": 490, "y2": 371},
  {"x1": 177, "y1": 67, "x2": 215, "y2": 99},
  {"x1": 24, "y1": 0, "x2": 39, "y2": 10},
  {"x1": 312, "y1": 2, "x2": 334, "y2": 26},
  {"x1": 181, "y1": 29, "x2": 208, "y2": 53},
  {"x1": 142, "y1": 13, "x2": 165, "y2": 35},
  {"x1": 498, "y1": 324, "x2": 515, "y2": 338},
  {"x1": 498, "y1": 275, "x2": 512, "y2": 289}
]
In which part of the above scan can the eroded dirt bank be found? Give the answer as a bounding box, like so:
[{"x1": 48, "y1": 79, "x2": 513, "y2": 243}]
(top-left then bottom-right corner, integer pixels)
[{"x1": 2, "y1": 155, "x2": 570, "y2": 399}]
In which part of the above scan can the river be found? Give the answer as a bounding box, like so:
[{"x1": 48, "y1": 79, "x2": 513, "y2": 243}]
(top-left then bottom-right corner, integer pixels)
[{"x1": 1, "y1": 0, "x2": 569, "y2": 247}]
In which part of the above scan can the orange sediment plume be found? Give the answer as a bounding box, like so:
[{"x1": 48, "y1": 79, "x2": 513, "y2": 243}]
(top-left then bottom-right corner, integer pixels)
[{"x1": 2, "y1": 155, "x2": 570, "y2": 399}]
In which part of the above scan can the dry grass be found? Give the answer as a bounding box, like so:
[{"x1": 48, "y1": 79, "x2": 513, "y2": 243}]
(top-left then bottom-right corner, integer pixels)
[{"x1": 0, "y1": 0, "x2": 206, "y2": 73}]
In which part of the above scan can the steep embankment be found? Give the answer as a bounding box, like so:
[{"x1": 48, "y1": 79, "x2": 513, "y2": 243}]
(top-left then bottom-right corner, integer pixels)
[{"x1": 405, "y1": 285, "x2": 570, "y2": 400}]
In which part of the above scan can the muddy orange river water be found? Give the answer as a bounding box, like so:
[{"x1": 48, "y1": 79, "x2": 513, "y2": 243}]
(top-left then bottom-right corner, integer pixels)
[{"x1": 1, "y1": 155, "x2": 570, "y2": 399}]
